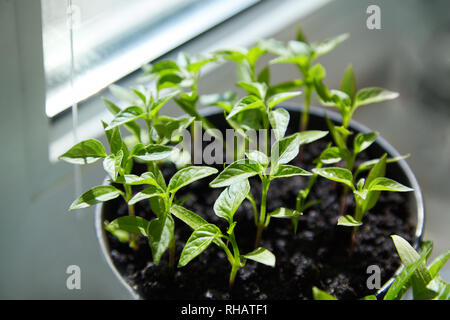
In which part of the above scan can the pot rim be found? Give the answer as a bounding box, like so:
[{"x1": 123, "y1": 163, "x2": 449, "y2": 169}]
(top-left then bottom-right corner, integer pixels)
[{"x1": 94, "y1": 104, "x2": 425, "y2": 299}]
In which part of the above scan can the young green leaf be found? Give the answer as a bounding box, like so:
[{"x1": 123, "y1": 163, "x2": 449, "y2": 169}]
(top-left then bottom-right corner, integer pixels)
[
  {"x1": 312, "y1": 287, "x2": 337, "y2": 300},
  {"x1": 368, "y1": 177, "x2": 413, "y2": 192},
  {"x1": 269, "y1": 208, "x2": 303, "y2": 219},
  {"x1": 105, "y1": 106, "x2": 146, "y2": 130},
  {"x1": 268, "y1": 108, "x2": 290, "y2": 140},
  {"x1": 103, "y1": 150, "x2": 123, "y2": 180},
  {"x1": 59, "y1": 139, "x2": 107, "y2": 164},
  {"x1": 69, "y1": 186, "x2": 123, "y2": 210},
  {"x1": 210, "y1": 159, "x2": 260, "y2": 188},
  {"x1": 312, "y1": 167, "x2": 354, "y2": 189},
  {"x1": 319, "y1": 146, "x2": 345, "y2": 164},
  {"x1": 361, "y1": 154, "x2": 387, "y2": 213},
  {"x1": 355, "y1": 154, "x2": 410, "y2": 175},
  {"x1": 353, "y1": 132, "x2": 378, "y2": 155},
  {"x1": 242, "y1": 247, "x2": 276, "y2": 267},
  {"x1": 337, "y1": 215, "x2": 362, "y2": 227},
  {"x1": 270, "y1": 165, "x2": 312, "y2": 179},
  {"x1": 149, "y1": 90, "x2": 180, "y2": 117},
  {"x1": 236, "y1": 81, "x2": 268, "y2": 100},
  {"x1": 227, "y1": 96, "x2": 264, "y2": 119},
  {"x1": 128, "y1": 185, "x2": 164, "y2": 205},
  {"x1": 270, "y1": 133, "x2": 302, "y2": 170},
  {"x1": 147, "y1": 215, "x2": 175, "y2": 265},
  {"x1": 168, "y1": 166, "x2": 218, "y2": 194},
  {"x1": 257, "y1": 66, "x2": 270, "y2": 87},
  {"x1": 428, "y1": 250, "x2": 450, "y2": 279},
  {"x1": 107, "y1": 216, "x2": 150, "y2": 236},
  {"x1": 178, "y1": 224, "x2": 223, "y2": 267},
  {"x1": 340, "y1": 65, "x2": 356, "y2": 102},
  {"x1": 298, "y1": 130, "x2": 329, "y2": 145},
  {"x1": 115, "y1": 172, "x2": 162, "y2": 189},
  {"x1": 267, "y1": 91, "x2": 301, "y2": 109},
  {"x1": 102, "y1": 98, "x2": 142, "y2": 139},
  {"x1": 170, "y1": 204, "x2": 208, "y2": 230},
  {"x1": 310, "y1": 33, "x2": 349, "y2": 59},
  {"x1": 213, "y1": 180, "x2": 250, "y2": 224},
  {"x1": 133, "y1": 145, "x2": 176, "y2": 162},
  {"x1": 354, "y1": 87, "x2": 399, "y2": 108},
  {"x1": 391, "y1": 235, "x2": 435, "y2": 300},
  {"x1": 246, "y1": 150, "x2": 269, "y2": 168}
]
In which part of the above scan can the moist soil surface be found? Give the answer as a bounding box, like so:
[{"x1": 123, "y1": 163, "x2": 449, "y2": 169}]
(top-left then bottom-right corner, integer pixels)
[{"x1": 103, "y1": 140, "x2": 416, "y2": 300}]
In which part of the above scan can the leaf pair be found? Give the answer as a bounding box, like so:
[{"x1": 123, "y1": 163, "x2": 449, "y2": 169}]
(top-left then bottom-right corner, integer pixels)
[
  {"x1": 386, "y1": 236, "x2": 450, "y2": 300},
  {"x1": 178, "y1": 179, "x2": 275, "y2": 291},
  {"x1": 313, "y1": 154, "x2": 413, "y2": 227},
  {"x1": 209, "y1": 130, "x2": 326, "y2": 188},
  {"x1": 315, "y1": 65, "x2": 399, "y2": 127}
]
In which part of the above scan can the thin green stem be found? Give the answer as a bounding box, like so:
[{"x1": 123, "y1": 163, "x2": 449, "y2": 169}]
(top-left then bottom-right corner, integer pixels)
[
  {"x1": 228, "y1": 232, "x2": 241, "y2": 292},
  {"x1": 300, "y1": 85, "x2": 312, "y2": 132},
  {"x1": 255, "y1": 178, "x2": 270, "y2": 247}
]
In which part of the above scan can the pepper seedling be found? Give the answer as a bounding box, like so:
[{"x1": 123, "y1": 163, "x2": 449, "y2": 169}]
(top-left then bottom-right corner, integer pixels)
[
  {"x1": 59, "y1": 123, "x2": 177, "y2": 249},
  {"x1": 261, "y1": 27, "x2": 349, "y2": 131},
  {"x1": 105, "y1": 165, "x2": 218, "y2": 269},
  {"x1": 312, "y1": 154, "x2": 414, "y2": 255},
  {"x1": 313, "y1": 236, "x2": 449, "y2": 300},
  {"x1": 141, "y1": 53, "x2": 221, "y2": 142},
  {"x1": 314, "y1": 65, "x2": 401, "y2": 215},
  {"x1": 209, "y1": 126, "x2": 328, "y2": 247},
  {"x1": 176, "y1": 180, "x2": 276, "y2": 291}
]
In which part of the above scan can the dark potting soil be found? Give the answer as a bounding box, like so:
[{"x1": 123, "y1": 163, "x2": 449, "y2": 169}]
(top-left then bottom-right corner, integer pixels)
[{"x1": 103, "y1": 140, "x2": 416, "y2": 300}]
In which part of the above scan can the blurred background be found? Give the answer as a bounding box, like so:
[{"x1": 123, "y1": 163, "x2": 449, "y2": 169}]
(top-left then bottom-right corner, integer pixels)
[{"x1": 0, "y1": 0, "x2": 448, "y2": 299}]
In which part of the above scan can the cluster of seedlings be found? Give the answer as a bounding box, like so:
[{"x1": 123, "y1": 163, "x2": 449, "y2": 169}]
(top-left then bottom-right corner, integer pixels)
[{"x1": 60, "y1": 27, "x2": 447, "y2": 298}]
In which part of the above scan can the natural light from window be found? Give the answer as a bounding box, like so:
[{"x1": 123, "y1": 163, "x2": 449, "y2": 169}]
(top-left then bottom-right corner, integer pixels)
[{"x1": 41, "y1": 0, "x2": 259, "y2": 117}]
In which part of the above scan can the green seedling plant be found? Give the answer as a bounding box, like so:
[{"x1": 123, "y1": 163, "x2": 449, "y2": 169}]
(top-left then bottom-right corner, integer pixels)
[
  {"x1": 176, "y1": 180, "x2": 276, "y2": 290},
  {"x1": 141, "y1": 53, "x2": 221, "y2": 142},
  {"x1": 209, "y1": 124, "x2": 328, "y2": 247},
  {"x1": 312, "y1": 154, "x2": 414, "y2": 256},
  {"x1": 59, "y1": 123, "x2": 178, "y2": 249},
  {"x1": 314, "y1": 65, "x2": 402, "y2": 214},
  {"x1": 313, "y1": 236, "x2": 449, "y2": 300},
  {"x1": 261, "y1": 27, "x2": 349, "y2": 131},
  {"x1": 105, "y1": 165, "x2": 218, "y2": 269}
]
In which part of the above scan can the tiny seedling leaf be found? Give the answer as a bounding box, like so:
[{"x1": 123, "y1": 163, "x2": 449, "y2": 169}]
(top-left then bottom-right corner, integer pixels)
[
  {"x1": 133, "y1": 145, "x2": 176, "y2": 162},
  {"x1": 354, "y1": 87, "x2": 399, "y2": 108},
  {"x1": 337, "y1": 215, "x2": 362, "y2": 227},
  {"x1": 269, "y1": 208, "x2": 303, "y2": 219},
  {"x1": 267, "y1": 91, "x2": 301, "y2": 109},
  {"x1": 312, "y1": 287, "x2": 337, "y2": 300},
  {"x1": 368, "y1": 177, "x2": 413, "y2": 192},
  {"x1": 105, "y1": 106, "x2": 146, "y2": 130},
  {"x1": 107, "y1": 216, "x2": 150, "y2": 236},
  {"x1": 59, "y1": 139, "x2": 107, "y2": 164},
  {"x1": 70, "y1": 186, "x2": 123, "y2": 210},
  {"x1": 210, "y1": 159, "x2": 260, "y2": 188},
  {"x1": 168, "y1": 166, "x2": 218, "y2": 194},
  {"x1": 178, "y1": 224, "x2": 223, "y2": 267},
  {"x1": 268, "y1": 108, "x2": 290, "y2": 140},
  {"x1": 353, "y1": 132, "x2": 379, "y2": 155},
  {"x1": 147, "y1": 215, "x2": 175, "y2": 265},
  {"x1": 271, "y1": 165, "x2": 312, "y2": 179},
  {"x1": 213, "y1": 180, "x2": 250, "y2": 224},
  {"x1": 312, "y1": 167, "x2": 354, "y2": 189},
  {"x1": 128, "y1": 186, "x2": 164, "y2": 205},
  {"x1": 243, "y1": 247, "x2": 276, "y2": 267}
]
